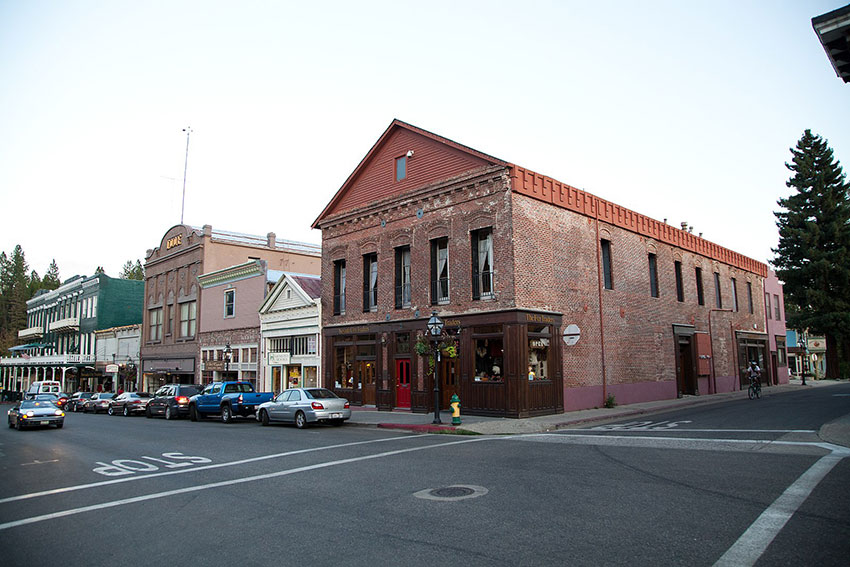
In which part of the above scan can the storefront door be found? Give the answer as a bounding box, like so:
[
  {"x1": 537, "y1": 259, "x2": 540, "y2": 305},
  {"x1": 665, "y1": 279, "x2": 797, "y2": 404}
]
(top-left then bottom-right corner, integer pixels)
[
  {"x1": 440, "y1": 358, "x2": 458, "y2": 409},
  {"x1": 359, "y1": 361, "x2": 376, "y2": 405},
  {"x1": 395, "y1": 359, "x2": 411, "y2": 409}
]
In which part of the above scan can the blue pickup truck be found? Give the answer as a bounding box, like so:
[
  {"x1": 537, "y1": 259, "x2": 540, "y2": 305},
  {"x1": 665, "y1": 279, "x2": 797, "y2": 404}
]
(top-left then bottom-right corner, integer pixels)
[{"x1": 188, "y1": 382, "x2": 274, "y2": 423}]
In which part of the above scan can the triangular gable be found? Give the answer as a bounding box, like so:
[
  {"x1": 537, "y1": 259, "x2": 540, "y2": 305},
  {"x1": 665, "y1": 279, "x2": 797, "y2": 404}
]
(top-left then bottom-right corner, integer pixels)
[
  {"x1": 259, "y1": 273, "x2": 318, "y2": 315},
  {"x1": 312, "y1": 119, "x2": 506, "y2": 227}
]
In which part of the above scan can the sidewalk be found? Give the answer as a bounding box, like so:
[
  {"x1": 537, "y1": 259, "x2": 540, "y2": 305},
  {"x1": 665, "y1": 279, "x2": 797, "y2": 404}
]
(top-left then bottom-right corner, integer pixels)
[{"x1": 348, "y1": 379, "x2": 850, "y2": 447}]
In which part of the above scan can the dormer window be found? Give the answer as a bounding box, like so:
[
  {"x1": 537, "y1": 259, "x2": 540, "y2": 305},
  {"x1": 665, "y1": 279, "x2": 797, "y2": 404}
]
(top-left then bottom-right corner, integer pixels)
[{"x1": 395, "y1": 155, "x2": 407, "y2": 182}]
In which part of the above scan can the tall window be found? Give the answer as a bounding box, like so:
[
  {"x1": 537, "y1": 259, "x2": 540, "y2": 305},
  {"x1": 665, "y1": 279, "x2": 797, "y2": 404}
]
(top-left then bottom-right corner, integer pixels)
[
  {"x1": 774, "y1": 294, "x2": 781, "y2": 320},
  {"x1": 648, "y1": 254, "x2": 659, "y2": 298},
  {"x1": 471, "y1": 228, "x2": 494, "y2": 300},
  {"x1": 600, "y1": 239, "x2": 613, "y2": 290},
  {"x1": 747, "y1": 282, "x2": 754, "y2": 314},
  {"x1": 431, "y1": 238, "x2": 449, "y2": 304},
  {"x1": 333, "y1": 259, "x2": 346, "y2": 315},
  {"x1": 731, "y1": 278, "x2": 739, "y2": 312},
  {"x1": 224, "y1": 289, "x2": 235, "y2": 318},
  {"x1": 714, "y1": 272, "x2": 722, "y2": 308},
  {"x1": 765, "y1": 293, "x2": 772, "y2": 319},
  {"x1": 166, "y1": 304, "x2": 173, "y2": 335},
  {"x1": 395, "y1": 155, "x2": 407, "y2": 182},
  {"x1": 149, "y1": 308, "x2": 162, "y2": 341},
  {"x1": 180, "y1": 301, "x2": 196, "y2": 338},
  {"x1": 362, "y1": 253, "x2": 378, "y2": 312},
  {"x1": 695, "y1": 267, "x2": 705, "y2": 306},
  {"x1": 395, "y1": 246, "x2": 411, "y2": 308},
  {"x1": 674, "y1": 261, "x2": 684, "y2": 302}
]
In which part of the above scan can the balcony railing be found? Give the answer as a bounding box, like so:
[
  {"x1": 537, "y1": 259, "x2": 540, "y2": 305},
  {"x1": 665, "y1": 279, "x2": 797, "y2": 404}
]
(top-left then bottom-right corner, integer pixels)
[
  {"x1": 49, "y1": 316, "x2": 80, "y2": 333},
  {"x1": 0, "y1": 354, "x2": 95, "y2": 366},
  {"x1": 18, "y1": 326, "x2": 44, "y2": 339},
  {"x1": 431, "y1": 277, "x2": 450, "y2": 305}
]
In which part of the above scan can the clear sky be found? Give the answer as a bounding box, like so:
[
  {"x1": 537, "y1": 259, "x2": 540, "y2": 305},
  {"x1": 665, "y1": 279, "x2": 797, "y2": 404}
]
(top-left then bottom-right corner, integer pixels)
[{"x1": 1, "y1": 0, "x2": 848, "y2": 280}]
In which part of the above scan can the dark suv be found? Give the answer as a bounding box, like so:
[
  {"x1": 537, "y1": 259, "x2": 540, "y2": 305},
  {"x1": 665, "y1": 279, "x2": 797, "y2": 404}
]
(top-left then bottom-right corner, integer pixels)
[{"x1": 146, "y1": 384, "x2": 203, "y2": 420}]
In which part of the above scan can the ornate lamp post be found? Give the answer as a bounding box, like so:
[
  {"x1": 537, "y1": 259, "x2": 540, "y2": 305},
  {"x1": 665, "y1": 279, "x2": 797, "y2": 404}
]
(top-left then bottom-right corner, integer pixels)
[
  {"x1": 427, "y1": 311, "x2": 444, "y2": 424},
  {"x1": 224, "y1": 343, "x2": 232, "y2": 379}
]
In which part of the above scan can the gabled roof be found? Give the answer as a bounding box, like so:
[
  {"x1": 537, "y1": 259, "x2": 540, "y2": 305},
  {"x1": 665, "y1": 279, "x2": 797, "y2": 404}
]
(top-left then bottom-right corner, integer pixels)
[
  {"x1": 311, "y1": 119, "x2": 507, "y2": 228},
  {"x1": 813, "y1": 3, "x2": 850, "y2": 83},
  {"x1": 258, "y1": 272, "x2": 321, "y2": 315}
]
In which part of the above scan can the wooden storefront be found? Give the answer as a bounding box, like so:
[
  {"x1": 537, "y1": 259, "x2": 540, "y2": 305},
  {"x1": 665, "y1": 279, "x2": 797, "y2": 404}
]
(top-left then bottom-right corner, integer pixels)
[{"x1": 323, "y1": 310, "x2": 564, "y2": 418}]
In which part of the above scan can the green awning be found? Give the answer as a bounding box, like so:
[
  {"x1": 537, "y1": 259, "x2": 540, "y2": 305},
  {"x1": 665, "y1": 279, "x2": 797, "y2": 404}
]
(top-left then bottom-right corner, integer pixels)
[{"x1": 8, "y1": 343, "x2": 52, "y2": 352}]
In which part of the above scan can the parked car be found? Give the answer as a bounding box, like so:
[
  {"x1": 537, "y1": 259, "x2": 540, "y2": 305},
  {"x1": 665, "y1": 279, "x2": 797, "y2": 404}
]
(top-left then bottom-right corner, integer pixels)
[
  {"x1": 54, "y1": 392, "x2": 71, "y2": 410},
  {"x1": 146, "y1": 384, "x2": 203, "y2": 420},
  {"x1": 188, "y1": 381, "x2": 274, "y2": 423},
  {"x1": 7, "y1": 400, "x2": 65, "y2": 430},
  {"x1": 83, "y1": 393, "x2": 115, "y2": 413},
  {"x1": 24, "y1": 380, "x2": 62, "y2": 399},
  {"x1": 256, "y1": 388, "x2": 351, "y2": 429},
  {"x1": 108, "y1": 392, "x2": 152, "y2": 416},
  {"x1": 68, "y1": 392, "x2": 95, "y2": 412}
]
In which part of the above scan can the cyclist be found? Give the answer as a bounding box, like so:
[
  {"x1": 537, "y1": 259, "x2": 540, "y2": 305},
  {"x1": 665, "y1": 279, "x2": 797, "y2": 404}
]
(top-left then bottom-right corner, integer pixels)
[{"x1": 747, "y1": 361, "x2": 762, "y2": 399}]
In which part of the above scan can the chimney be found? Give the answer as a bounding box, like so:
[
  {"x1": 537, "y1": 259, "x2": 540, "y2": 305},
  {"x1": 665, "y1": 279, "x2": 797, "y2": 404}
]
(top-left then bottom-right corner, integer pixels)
[
  {"x1": 267, "y1": 232, "x2": 276, "y2": 248},
  {"x1": 680, "y1": 222, "x2": 688, "y2": 231},
  {"x1": 203, "y1": 224, "x2": 212, "y2": 237}
]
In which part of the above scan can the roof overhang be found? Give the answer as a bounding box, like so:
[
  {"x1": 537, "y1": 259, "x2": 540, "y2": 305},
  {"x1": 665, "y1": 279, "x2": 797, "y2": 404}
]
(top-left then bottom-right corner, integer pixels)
[{"x1": 813, "y1": 3, "x2": 850, "y2": 83}]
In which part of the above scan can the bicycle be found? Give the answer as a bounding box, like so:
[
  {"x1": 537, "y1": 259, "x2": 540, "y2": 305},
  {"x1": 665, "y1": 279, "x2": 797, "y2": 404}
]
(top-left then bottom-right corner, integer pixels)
[{"x1": 747, "y1": 373, "x2": 761, "y2": 400}]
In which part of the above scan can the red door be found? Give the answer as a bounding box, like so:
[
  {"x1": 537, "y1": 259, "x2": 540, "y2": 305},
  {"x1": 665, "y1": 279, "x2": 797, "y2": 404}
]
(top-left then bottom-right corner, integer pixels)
[{"x1": 396, "y1": 359, "x2": 411, "y2": 409}]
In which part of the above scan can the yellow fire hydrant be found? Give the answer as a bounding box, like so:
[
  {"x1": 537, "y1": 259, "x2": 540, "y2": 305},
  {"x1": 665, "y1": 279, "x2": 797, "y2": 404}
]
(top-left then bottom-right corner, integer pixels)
[{"x1": 450, "y1": 394, "x2": 461, "y2": 426}]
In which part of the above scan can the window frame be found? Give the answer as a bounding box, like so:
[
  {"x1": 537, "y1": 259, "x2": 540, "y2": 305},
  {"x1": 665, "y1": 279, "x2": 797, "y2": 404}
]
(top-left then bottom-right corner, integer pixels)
[
  {"x1": 179, "y1": 300, "x2": 197, "y2": 338},
  {"x1": 394, "y1": 246, "x2": 411, "y2": 309},
  {"x1": 695, "y1": 267, "x2": 705, "y2": 306},
  {"x1": 648, "y1": 253, "x2": 659, "y2": 298},
  {"x1": 674, "y1": 260, "x2": 684, "y2": 302},
  {"x1": 394, "y1": 155, "x2": 407, "y2": 182},
  {"x1": 362, "y1": 253, "x2": 378, "y2": 312},
  {"x1": 431, "y1": 238, "x2": 449, "y2": 305},
  {"x1": 149, "y1": 307, "x2": 162, "y2": 342},
  {"x1": 224, "y1": 288, "x2": 236, "y2": 318},
  {"x1": 333, "y1": 259, "x2": 346, "y2": 316},
  {"x1": 731, "y1": 278, "x2": 739, "y2": 312},
  {"x1": 471, "y1": 228, "x2": 495, "y2": 300},
  {"x1": 714, "y1": 272, "x2": 722, "y2": 309},
  {"x1": 601, "y1": 239, "x2": 613, "y2": 291}
]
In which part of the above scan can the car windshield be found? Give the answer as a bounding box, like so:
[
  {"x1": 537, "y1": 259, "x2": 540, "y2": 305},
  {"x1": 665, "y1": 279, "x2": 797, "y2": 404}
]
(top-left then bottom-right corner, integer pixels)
[
  {"x1": 178, "y1": 386, "x2": 201, "y2": 396},
  {"x1": 134, "y1": 393, "x2": 152, "y2": 398},
  {"x1": 19, "y1": 401, "x2": 38, "y2": 409},
  {"x1": 304, "y1": 389, "x2": 338, "y2": 399}
]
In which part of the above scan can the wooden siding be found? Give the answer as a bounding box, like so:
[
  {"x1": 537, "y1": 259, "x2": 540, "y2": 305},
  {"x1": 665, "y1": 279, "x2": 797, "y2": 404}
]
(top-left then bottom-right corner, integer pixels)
[
  {"x1": 321, "y1": 128, "x2": 494, "y2": 220},
  {"x1": 510, "y1": 164, "x2": 768, "y2": 278}
]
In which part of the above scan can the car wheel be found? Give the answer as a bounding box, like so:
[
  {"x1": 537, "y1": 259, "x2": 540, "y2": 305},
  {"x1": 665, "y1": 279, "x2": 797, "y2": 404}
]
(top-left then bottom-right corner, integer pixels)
[
  {"x1": 123, "y1": 406, "x2": 130, "y2": 417},
  {"x1": 15, "y1": 420, "x2": 22, "y2": 431},
  {"x1": 146, "y1": 406, "x2": 153, "y2": 418},
  {"x1": 55, "y1": 422, "x2": 63, "y2": 429},
  {"x1": 294, "y1": 411, "x2": 307, "y2": 429},
  {"x1": 221, "y1": 405, "x2": 233, "y2": 424},
  {"x1": 189, "y1": 405, "x2": 199, "y2": 421},
  {"x1": 165, "y1": 405, "x2": 174, "y2": 420},
  {"x1": 260, "y1": 409, "x2": 270, "y2": 426},
  {"x1": 107, "y1": 406, "x2": 114, "y2": 416}
]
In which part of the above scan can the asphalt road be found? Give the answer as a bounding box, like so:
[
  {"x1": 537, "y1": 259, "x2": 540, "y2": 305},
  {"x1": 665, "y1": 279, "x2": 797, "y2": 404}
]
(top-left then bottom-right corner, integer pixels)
[{"x1": 1, "y1": 384, "x2": 848, "y2": 566}]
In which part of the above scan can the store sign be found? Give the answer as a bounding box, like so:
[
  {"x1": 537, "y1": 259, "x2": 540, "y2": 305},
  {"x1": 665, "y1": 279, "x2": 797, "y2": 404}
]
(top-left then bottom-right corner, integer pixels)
[
  {"x1": 269, "y1": 352, "x2": 291, "y2": 365},
  {"x1": 166, "y1": 234, "x2": 183, "y2": 249},
  {"x1": 530, "y1": 338, "x2": 550, "y2": 348},
  {"x1": 563, "y1": 324, "x2": 581, "y2": 346},
  {"x1": 205, "y1": 361, "x2": 225, "y2": 371},
  {"x1": 105, "y1": 364, "x2": 119, "y2": 373}
]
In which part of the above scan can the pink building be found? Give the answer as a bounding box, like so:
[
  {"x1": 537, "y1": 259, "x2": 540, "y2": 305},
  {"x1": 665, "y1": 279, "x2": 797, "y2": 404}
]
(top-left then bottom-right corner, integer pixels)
[{"x1": 764, "y1": 269, "x2": 789, "y2": 385}]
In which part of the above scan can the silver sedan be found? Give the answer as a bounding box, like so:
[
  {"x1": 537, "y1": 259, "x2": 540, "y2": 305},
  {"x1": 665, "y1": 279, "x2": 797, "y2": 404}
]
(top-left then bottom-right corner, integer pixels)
[
  {"x1": 257, "y1": 388, "x2": 351, "y2": 428},
  {"x1": 8, "y1": 400, "x2": 65, "y2": 430}
]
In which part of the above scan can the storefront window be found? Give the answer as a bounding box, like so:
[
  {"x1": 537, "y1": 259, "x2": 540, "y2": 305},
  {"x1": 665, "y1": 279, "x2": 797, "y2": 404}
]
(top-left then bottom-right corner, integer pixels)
[
  {"x1": 396, "y1": 333, "x2": 410, "y2": 354},
  {"x1": 473, "y1": 326, "x2": 503, "y2": 382},
  {"x1": 528, "y1": 325, "x2": 550, "y2": 381},
  {"x1": 303, "y1": 366, "x2": 318, "y2": 388},
  {"x1": 334, "y1": 344, "x2": 356, "y2": 389}
]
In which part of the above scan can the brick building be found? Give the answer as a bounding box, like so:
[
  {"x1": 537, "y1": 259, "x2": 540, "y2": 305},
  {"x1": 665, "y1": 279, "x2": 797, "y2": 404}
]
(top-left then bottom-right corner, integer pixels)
[
  {"x1": 312, "y1": 120, "x2": 770, "y2": 417},
  {"x1": 141, "y1": 224, "x2": 320, "y2": 389}
]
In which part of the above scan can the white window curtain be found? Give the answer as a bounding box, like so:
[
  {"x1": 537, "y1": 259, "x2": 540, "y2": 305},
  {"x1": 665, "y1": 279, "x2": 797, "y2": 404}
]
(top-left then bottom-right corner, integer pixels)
[
  {"x1": 402, "y1": 249, "x2": 411, "y2": 305},
  {"x1": 437, "y1": 244, "x2": 449, "y2": 301},
  {"x1": 369, "y1": 259, "x2": 378, "y2": 307},
  {"x1": 479, "y1": 232, "x2": 493, "y2": 295}
]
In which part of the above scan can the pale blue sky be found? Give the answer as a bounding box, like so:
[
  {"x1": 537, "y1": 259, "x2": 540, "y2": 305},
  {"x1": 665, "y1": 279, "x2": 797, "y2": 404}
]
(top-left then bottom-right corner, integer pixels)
[{"x1": 1, "y1": 0, "x2": 848, "y2": 279}]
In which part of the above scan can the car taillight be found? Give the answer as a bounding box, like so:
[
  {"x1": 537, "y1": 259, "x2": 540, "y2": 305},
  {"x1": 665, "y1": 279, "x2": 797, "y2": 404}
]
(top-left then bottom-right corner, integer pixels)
[
  {"x1": 175, "y1": 396, "x2": 189, "y2": 405},
  {"x1": 344, "y1": 402, "x2": 350, "y2": 409},
  {"x1": 131, "y1": 400, "x2": 140, "y2": 404},
  {"x1": 311, "y1": 402, "x2": 324, "y2": 410},
  {"x1": 238, "y1": 395, "x2": 243, "y2": 403}
]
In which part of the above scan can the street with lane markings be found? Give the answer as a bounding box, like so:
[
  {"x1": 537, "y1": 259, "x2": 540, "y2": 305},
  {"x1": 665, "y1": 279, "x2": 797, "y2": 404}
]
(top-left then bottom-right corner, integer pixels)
[{"x1": 1, "y1": 382, "x2": 848, "y2": 566}]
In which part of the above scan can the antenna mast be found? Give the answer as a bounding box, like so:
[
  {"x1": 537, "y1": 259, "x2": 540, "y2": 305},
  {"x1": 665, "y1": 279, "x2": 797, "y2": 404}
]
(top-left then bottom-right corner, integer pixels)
[{"x1": 180, "y1": 127, "x2": 193, "y2": 224}]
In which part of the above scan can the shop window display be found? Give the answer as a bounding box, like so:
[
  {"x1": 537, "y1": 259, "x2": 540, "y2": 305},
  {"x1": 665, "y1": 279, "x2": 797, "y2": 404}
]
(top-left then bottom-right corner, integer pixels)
[{"x1": 473, "y1": 334, "x2": 503, "y2": 382}]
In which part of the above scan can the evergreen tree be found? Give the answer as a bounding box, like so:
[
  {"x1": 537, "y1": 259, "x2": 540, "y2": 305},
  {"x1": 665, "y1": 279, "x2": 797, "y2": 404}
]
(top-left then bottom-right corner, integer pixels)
[
  {"x1": 42, "y1": 260, "x2": 61, "y2": 290},
  {"x1": 773, "y1": 130, "x2": 850, "y2": 379},
  {"x1": 7, "y1": 245, "x2": 30, "y2": 333},
  {"x1": 94, "y1": 266, "x2": 106, "y2": 275},
  {"x1": 119, "y1": 259, "x2": 145, "y2": 280},
  {"x1": 28, "y1": 270, "x2": 41, "y2": 297}
]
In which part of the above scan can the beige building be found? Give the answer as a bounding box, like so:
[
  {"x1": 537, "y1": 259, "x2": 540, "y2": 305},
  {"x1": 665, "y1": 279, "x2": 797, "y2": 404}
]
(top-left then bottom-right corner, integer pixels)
[{"x1": 141, "y1": 224, "x2": 320, "y2": 391}]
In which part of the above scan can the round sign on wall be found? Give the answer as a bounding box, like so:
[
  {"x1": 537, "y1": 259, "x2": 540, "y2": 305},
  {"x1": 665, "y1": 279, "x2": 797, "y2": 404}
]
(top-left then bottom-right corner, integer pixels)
[{"x1": 563, "y1": 324, "x2": 581, "y2": 346}]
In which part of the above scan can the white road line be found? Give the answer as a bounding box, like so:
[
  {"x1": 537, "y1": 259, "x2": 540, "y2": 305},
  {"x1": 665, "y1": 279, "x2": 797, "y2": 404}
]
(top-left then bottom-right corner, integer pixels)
[
  {"x1": 585, "y1": 429, "x2": 817, "y2": 433},
  {"x1": 0, "y1": 436, "x2": 486, "y2": 532},
  {"x1": 713, "y1": 453, "x2": 845, "y2": 567},
  {"x1": 0, "y1": 434, "x2": 431, "y2": 504}
]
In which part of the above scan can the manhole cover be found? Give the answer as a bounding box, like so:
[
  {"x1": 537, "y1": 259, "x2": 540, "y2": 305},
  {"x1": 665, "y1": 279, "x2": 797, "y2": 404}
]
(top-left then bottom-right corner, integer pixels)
[
  {"x1": 413, "y1": 485, "x2": 488, "y2": 502},
  {"x1": 432, "y1": 487, "x2": 475, "y2": 498}
]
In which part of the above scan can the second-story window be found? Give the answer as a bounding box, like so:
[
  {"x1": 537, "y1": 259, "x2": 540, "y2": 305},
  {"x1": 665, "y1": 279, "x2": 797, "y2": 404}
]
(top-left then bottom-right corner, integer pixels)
[
  {"x1": 471, "y1": 228, "x2": 494, "y2": 300},
  {"x1": 395, "y1": 246, "x2": 411, "y2": 308},
  {"x1": 333, "y1": 259, "x2": 346, "y2": 315},
  {"x1": 695, "y1": 267, "x2": 705, "y2": 306},
  {"x1": 674, "y1": 261, "x2": 684, "y2": 302},
  {"x1": 774, "y1": 294, "x2": 781, "y2": 320},
  {"x1": 431, "y1": 238, "x2": 449, "y2": 304},
  {"x1": 149, "y1": 308, "x2": 162, "y2": 341},
  {"x1": 395, "y1": 155, "x2": 407, "y2": 181},
  {"x1": 731, "y1": 278, "x2": 739, "y2": 312},
  {"x1": 224, "y1": 289, "x2": 235, "y2": 318},
  {"x1": 601, "y1": 239, "x2": 613, "y2": 290},
  {"x1": 180, "y1": 301, "x2": 196, "y2": 338},
  {"x1": 648, "y1": 253, "x2": 659, "y2": 298},
  {"x1": 363, "y1": 253, "x2": 378, "y2": 312},
  {"x1": 765, "y1": 293, "x2": 771, "y2": 319},
  {"x1": 714, "y1": 272, "x2": 723, "y2": 309},
  {"x1": 747, "y1": 282, "x2": 754, "y2": 314}
]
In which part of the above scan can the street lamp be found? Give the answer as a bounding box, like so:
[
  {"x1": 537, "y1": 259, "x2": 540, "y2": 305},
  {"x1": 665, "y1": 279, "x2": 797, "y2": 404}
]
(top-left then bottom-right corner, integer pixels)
[
  {"x1": 224, "y1": 343, "x2": 232, "y2": 379},
  {"x1": 427, "y1": 311, "x2": 444, "y2": 424}
]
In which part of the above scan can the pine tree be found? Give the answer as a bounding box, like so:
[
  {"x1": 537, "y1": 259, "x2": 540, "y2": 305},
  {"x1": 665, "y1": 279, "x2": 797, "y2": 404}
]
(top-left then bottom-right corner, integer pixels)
[
  {"x1": 773, "y1": 130, "x2": 850, "y2": 379},
  {"x1": 8, "y1": 245, "x2": 30, "y2": 333},
  {"x1": 119, "y1": 259, "x2": 145, "y2": 280},
  {"x1": 42, "y1": 260, "x2": 61, "y2": 290}
]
